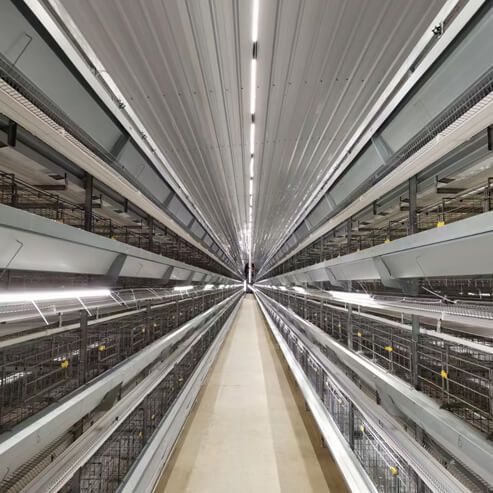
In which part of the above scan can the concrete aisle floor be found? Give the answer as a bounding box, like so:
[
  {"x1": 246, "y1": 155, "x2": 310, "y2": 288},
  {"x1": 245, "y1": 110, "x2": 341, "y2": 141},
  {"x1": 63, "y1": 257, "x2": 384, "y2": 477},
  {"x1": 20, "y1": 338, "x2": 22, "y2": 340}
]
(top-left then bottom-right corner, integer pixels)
[{"x1": 156, "y1": 295, "x2": 348, "y2": 493}]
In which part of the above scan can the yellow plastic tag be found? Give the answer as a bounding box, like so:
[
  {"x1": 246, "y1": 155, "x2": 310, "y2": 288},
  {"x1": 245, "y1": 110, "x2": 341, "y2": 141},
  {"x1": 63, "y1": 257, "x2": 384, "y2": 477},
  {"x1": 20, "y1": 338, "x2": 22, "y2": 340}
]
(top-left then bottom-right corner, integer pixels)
[
  {"x1": 98, "y1": 345, "x2": 106, "y2": 352},
  {"x1": 390, "y1": 466, "x2": 399, "y2": 476},
  {"x1": 384, "y1": 346, "x2": 393, "y2": 352},
  {"x1": 440, "y1": 369, "x2": 448, "y2": 379},
  {"x1": 60, "y1": 359, "x2": 69, "y2": 369},
  {"x1": 437, "y1": 220, "x2": 445, "y2": 228}
]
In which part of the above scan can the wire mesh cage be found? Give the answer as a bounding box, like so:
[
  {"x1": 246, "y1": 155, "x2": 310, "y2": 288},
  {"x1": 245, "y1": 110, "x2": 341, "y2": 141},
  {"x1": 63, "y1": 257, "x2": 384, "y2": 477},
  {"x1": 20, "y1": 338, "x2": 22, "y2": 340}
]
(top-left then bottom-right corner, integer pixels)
[{"x1": 0, "y1": 288, "x2": 232, "y2": 431}]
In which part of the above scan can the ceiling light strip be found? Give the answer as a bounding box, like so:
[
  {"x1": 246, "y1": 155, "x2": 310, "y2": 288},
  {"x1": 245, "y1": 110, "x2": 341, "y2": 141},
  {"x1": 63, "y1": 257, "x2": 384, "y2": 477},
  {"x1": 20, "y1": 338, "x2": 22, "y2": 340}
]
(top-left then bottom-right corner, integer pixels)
[
  {"x1": 25, "y1": 0, "x2": 238, "y2": 273},
  {"x1": 248, "y1": 0, "x2": 260, "y2": 283},
  {"x1": 258, "y1": 0, "x2": 481, "y2": 276}
]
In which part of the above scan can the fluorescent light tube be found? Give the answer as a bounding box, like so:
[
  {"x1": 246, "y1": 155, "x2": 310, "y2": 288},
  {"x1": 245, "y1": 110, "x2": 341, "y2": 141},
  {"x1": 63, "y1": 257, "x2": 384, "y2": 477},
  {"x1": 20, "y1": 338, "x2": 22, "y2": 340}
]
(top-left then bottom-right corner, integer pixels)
[
  {"x1": 174, "y1": 286, "x2": 193, "y2": 292},
  {"x1": 250, "y1": 59, "x2": 257, "y2": 114},
  {"x1": 252, "y1": 0, "x2": 260, "y2": 42},
  {"x1": 0, "y1": 288, "x2": 111, "y2": 304},
  {"x1": 328, "y1": 291, "x2": 374, "y2": 304},
  {"x1": 250, "y1": 123, "x2": 255, "y2": 154}
]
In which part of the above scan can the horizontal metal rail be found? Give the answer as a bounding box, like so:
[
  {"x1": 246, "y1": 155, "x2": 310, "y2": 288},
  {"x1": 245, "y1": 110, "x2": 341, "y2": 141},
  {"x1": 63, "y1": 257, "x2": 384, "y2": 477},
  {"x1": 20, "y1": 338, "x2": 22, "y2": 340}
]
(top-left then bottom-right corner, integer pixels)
[
  {"x1": 0, "y1": 203, "x2": 235, "y2": 284},
  {"x1": 0, "y1": 170, "x2": 230, "y2": 277},
  {"x1": 0, "y1": 286, "x2": 229, "y2": 327},
  {"x1": 261, "y1": 209, "x2": 493, "y2": 289},
  {"x1": 20, "y1": 294, "x2": 241, "y2": 493},
  {"x1": 0, "y1": 293, "x2": 235, "y2": 350},
  {"x1": 268, "y1": 177, "x2": 493, "y2": 279},
  {"x1": 256, "y1": 289, "x2": 493, "y2": 487},
  {"x1": 19, "y1": 329, "x2": 206, "y2": 493},
  {"x1": 255, "y1": 292, "x2": 377, "y2": 493},
  {"x1": 0, "y1": 290, "x2": 242, "y2": 482},
  {"x1": 269, "y1": 287, "x2": 493, "y2": 337},
  {"x1": 256, "y1": 290, "x2": 470, "y2": 493},
  {"x1": 0, "y1": 288, "x2": 235, "y2": 431},
  {"x1": 119, "y1": 296, "x2": 242, "y2": 493},
  {"x1": 262, "y1": 287, "x2": 493, "y2": 436}
]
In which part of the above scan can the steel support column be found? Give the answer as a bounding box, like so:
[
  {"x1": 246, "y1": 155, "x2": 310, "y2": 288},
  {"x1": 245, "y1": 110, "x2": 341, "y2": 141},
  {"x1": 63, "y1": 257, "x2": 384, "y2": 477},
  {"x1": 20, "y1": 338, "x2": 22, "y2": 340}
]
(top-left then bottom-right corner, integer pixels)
[
  {"x1": 148, "y1": 215, "x2": 154, "y2": 251},
  {"x1": 414, "y1": 425, "x2": 426, "y2": 492},
  {"x1": 7, "y1": 120, "x2": 17, "y2": 147},
  {"x1": 145, "y1": 302, "x2": 152, "y2": 345},
  {"x1": 348, "y1": 401, "x2": 355, "y2": 450},
  {"x1": 84, "y1": 173, "x2": 93, "y2": 232},
  {"x1": 408, "y1": 176, "x2": 418, "y2": 235},
  {"x1": 346, "y1": 218, "x2": 354, "y2": 348},
  {"x1": 347, "y1": 304, "x2": 353, "y2": 350},
  {"x1": 0, "y1": 351, "x2": 5, "y2": 428},
  {"x1": 346, "y1": 218, "x2": 352, "y2": 252},
  {"x1": 79, "y1": 311, "x2": 88, "y2": 386},
  {"x1": 411, "y1": 314, "x2": 420, "y2": 389}
]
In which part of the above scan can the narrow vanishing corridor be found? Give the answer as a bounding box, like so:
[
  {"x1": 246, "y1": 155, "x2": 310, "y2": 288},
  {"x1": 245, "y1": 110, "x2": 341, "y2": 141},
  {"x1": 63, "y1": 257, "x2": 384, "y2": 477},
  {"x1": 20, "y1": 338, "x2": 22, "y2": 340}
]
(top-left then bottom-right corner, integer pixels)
[
  {"x1": 1, "y1": 2, "x2": 491, "y2": 490},
  {"x1": 156, "y1": 295, "x2": 347, "y2": 493}
]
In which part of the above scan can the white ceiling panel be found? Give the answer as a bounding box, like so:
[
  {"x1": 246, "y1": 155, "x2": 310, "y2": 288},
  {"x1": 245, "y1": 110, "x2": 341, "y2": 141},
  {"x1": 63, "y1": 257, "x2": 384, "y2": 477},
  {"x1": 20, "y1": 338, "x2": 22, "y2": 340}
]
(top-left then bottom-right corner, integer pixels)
[{"x1": 59, "y1": 0, "x2": 445, "y2": 268}]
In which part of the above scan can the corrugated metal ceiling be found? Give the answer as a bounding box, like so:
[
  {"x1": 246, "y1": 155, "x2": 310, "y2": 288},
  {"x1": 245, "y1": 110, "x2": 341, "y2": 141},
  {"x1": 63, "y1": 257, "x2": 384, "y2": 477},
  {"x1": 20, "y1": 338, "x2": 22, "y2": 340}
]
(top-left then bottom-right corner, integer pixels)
[{"x1": 58, "y1": 0, "x2": 445, "y2": 269}]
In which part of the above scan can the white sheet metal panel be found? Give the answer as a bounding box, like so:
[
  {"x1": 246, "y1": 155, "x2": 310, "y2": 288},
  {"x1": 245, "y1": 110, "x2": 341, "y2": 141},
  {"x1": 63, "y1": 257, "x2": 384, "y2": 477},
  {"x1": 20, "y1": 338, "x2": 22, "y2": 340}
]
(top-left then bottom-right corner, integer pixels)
[
  {"x1": 58, "y1": 0, "x2": 445, "y2": 266},
  {"x1": 264, "y1": 88, "x2": 493, "y2": 276},
  {"x1": 0, "y1": 0, "x2": 121, "y2": 151},
  {"x1": 0, "y1": 204, "x2": 232, "y2": 282},
  {"x1": 273, "y1": 211, "x2": 493, "y2": 283}
]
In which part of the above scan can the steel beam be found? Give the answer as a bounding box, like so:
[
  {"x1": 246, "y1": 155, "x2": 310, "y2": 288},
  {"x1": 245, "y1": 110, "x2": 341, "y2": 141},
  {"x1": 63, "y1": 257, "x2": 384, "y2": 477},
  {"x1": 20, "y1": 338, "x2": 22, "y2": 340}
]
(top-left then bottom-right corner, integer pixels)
[
  {"x1": 103, "y1": 253, "x2": 126, "y2": 285},
  {"x1": 255, "y1": 293, "x2": 377, "y2": 493},
  {"x1": 257, "y1": 292, "x2": 469, "y2": 493},
  {"x1": 0, "y1": 291, "x2": 241, "y2": 479},
  {"x1": 7, "y1": 120, "x2": 17, "y2": 147},
  {"x1": 260, "y1": 292, "x2": 493, "y2": 485},
  {"x1": 0, "y1": 204, "x2": 234, "y2": 283},
  {"x1": 408, "y1": 176, "x2": 418, "y2": 235},
  {"x1": 78, "y1": 311, "x2": 88, "y2": 386},
  {"x1": 119, "y1": 297, "x2": 241, "y2": 493},
  {"x1": 411, "y1": 314, "x2": 420, "y2": 389},
  {"x1": 21, "y1": 295, "x2": 241, "y2": 493},
  {"x1": 266, "y1": 210, "x2": 493, "y2": 284}
]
